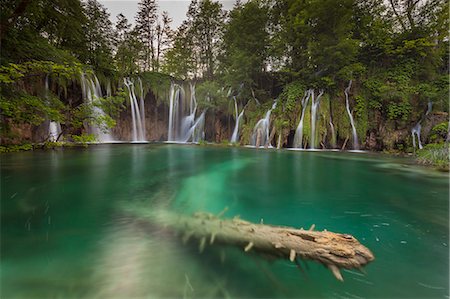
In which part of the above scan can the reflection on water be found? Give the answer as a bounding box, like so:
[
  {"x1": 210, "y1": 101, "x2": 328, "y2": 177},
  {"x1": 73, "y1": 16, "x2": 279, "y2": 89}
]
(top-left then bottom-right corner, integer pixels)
[{"x1": 1, "y1": 145, "x2": 448, "y2": 298}]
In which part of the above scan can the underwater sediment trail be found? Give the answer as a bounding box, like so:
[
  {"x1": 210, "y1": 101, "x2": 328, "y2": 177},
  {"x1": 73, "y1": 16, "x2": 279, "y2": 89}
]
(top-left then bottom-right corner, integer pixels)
[{"x1": 126, "y1": 208, "x2": 375, "y2": 281}]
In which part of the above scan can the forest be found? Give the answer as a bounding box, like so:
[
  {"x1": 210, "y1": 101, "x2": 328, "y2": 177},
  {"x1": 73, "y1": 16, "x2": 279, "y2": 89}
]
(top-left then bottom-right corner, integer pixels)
[{"x1": 0, "y1": 0, "x2": 448, "y2": 166}]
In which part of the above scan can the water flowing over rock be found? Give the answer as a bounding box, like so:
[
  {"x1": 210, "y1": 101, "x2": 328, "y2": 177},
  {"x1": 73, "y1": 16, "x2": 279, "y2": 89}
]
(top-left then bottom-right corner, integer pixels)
[
  {"x1": 80, "y1": 73, "x2": 114, "y2": 143},
  {"x1": 293, "y1": 90, "x2": 311, "y2": 149},
  {"x1": 412, "y1": 101, "x2": 433, "y2": 150},
  {"x1": 329, "y1": 115, "x2": 336, "y2": 148},
  {"x1": 45, "y1": 76, "x2": 62, "y2": 141},
  {"x1": 344, "y1": 80, "x2": 359, "y2": 150},
  {"x1": 310, "y1": 89, "x2": 324, "y2": 149},
  {"x1": 48, "y1": 121, "x2": 61, "y2": 142},
  {"x1": 124, "y1": 78, "x2": 147, "y2": 142},
  {"x1": 167, "y1": 82, "x2": 205, "y2": 143},
  {"x1": 251, "y1": 101, "x2": 277, "y2": 147},
  {"x1": 230, "y1": 96, "x2": 244, "y2": 143}
]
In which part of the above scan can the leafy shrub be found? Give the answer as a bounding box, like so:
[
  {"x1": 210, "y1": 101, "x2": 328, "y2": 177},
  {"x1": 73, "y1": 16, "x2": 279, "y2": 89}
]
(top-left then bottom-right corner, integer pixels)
[
  {"x1": 71, "y1": 134, "x2": 97, "y2": 144},
  {"x1": 417, "y1": 143, "x2": 449, "y2": 171},
  {"x1": 0, "y1": 144, "x2": 33, "y2": 153},
  {"x1": 429, "y1": 122, "x2": 448, "y2": 143}
]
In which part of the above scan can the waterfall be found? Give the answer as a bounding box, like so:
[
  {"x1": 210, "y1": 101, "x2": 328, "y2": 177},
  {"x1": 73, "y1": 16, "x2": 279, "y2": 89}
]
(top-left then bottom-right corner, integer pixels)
[
  {"x1": 180, "y1": 83, "x2": 198, "y2": 142},
  {"x1": 412, "y1": 101, "x2": 433, "y2": 150},
  {"x1": 411, "y1": 123, "x2": 423, "y2": 150},
  {"x1": 230, "y1": 96, "x2": 244, "y2": 143},
  {"x1": 48, "y1": 122, "x2": 62, "y2": 142},
  {"x1": 344, "y1": 80, "x2": 359, "y2": 150},
  {"x1": 190, "y1": 111, "x2": 206, "y2": 143},
  {"x1": 80, "y1": 73, "x2": 114, "y2": 143},
  {"x1": 293, "y1": 90, "x2": 311, "y2": 148},
  {"x1": 168, "y1": 83, "x2": 176, "y2": 141},
  {"x1": 329, "y1": 116, "x2": 336, "y2": 148},
  {"x1": 167, "y1": 83, "x2": 184, "y2": 141},
  {"x1": 251, "y1": 101, "x2": 277, "y2": 147},
  {"x1": 44, "y1": 76, "x2": 62, "y2": 141},
  {"x1": 167, "y1": 82, "x2": 205, "y2": 143},
  {"x1": 310, "y1": 89, "x2": 324, "y2": 149},
  {"x1": 124, "y1": 78, "x2": 146, "y2": 142},
  {"x1": 138, "y1": 78, "x2": 146, "y2": 138}
]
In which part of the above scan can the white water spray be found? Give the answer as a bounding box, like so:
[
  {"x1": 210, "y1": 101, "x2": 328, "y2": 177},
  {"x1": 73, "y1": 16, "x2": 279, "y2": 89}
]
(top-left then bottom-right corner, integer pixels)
[
  {"x1": 80, "y1": 73, "x2": 114, "y2": 142},
  {"x1": 167, "y1": 82, "x2": 205, "y2": 143},
  {"x1": 251, "y1": 101, "x2": 277, "y2": 147},
  {"x1": 230, "y1": 96, "x2": 244, "y2": 143},
  {"x1": 412, "y1": 101, "x2": 432, "y2": 150},
  {"x1": 124, "y1": 78, "x2": 147, "y2": 142},
  {"x1": 44, "y1": 76, "x2": 62, "y2": 141},
  {"x1": 293, "y1": 90, "x2": 311, "y2": 148},
  {"x1": 310, "y1": 89, "x2": 324, "y2": 149},
  {"x1": 344, "y1": 80, "x2": 359, "y2": 150}
]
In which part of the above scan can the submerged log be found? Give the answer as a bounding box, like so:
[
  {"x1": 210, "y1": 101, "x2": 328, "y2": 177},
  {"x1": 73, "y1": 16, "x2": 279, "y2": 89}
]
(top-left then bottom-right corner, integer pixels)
[{"x1": 128, "y1": 208, "x2": 375, "y2": 281}]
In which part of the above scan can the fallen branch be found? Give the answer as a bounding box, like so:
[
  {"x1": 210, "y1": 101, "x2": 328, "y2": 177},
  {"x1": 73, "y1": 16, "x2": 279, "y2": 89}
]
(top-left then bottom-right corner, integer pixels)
[{"x1": 128, "y1": 208, "x2": 375, "y2": 281}]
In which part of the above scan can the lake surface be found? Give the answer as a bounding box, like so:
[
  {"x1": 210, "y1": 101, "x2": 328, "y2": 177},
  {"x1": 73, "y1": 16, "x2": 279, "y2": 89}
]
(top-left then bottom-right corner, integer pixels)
[{"x1": 1, "y1": 144, "x2": 448, "y2": 298}]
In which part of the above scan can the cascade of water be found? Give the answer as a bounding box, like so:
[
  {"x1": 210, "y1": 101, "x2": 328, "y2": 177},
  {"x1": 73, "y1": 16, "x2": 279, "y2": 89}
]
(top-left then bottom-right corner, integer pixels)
[
  {"x1": 168, "y1": 83, "x2": 176, "y2": 141},
  {"x1": 138, "y1": 78, "x2": 146, "y2": 138},
  {"x1": 293, "y1": 90, "x2": 311, "y2": 148},
  {"x1": 251, "y1": 101, "x2": 277, "y2": 147},
  {"x1": 80, "y1": 73, "x2": 114, "y2": 142},
  {"x1": 167, "y1": 82, "x2": 205, "y2": 143},
  {"x1": 189, "y1": 111, "x2": 206, "y2": 143},
  {"x1": 329, "y1": 116, "x2": 336, "y2": 148},
  {"x1": 230, "y1": 96, "x2": 244, "y2": 143},
  {"x1": 180, "y1": 83, "x2": 198, "y2": 141},
  {"x1": 411, "y1": 123, "x2": 423, "y2": 149},
  {"x1": 344, "y1": 80, "x2": 359, "y2": 150},
  {"x1": 48, "y1": 122, "x2": 62, "y2": 142},
  {"x1": 123, "y1": 78, "x2": 146, "y2": 142},
  {"x1": 310, "y1": 89, "x2": 324, "y2": 149},
  {"x1": 168, "y1": 83, "x2": 184, "y2": 141},
  {"x1": 412, "y1": 101, "x2": 433, "y2": 150},
  {"x1": 44, "y1": 76, "x2": 62, "y2": 141}
]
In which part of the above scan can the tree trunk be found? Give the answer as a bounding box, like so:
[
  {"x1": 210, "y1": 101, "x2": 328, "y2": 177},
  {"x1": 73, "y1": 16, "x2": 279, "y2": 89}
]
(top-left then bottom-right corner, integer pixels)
[{"x1": 127, "y1": 208, "x2": 375, "y2": 282}]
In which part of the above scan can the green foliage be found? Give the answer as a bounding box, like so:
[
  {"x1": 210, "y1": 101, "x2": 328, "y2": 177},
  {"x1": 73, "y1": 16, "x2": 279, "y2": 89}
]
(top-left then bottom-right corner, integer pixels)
[
  {"x1": 0, "y1": 144, "x2": 34, "y2": 153},
  {"x1": 0, "y1": 92, "x2": 63, "y2": 126},
  {"x1": 0, "y1": 61, "x2": 85, "y2": 84},
  {"x1": 98, "y1": 88, "x2": 127, "y2": 118},
  {"x1": 140, "y1": 72, "x2": 172, "y2": 103},
  {"x1": 196, "y1": 81, "x2": 229, "y2": 112},
  {"x1": 417, "y1": 143, "x2": 449, "y2": 171},
  {"x1": 429, "y1": 122, "x2": 449, "y2": 143},
  {"x1": 387, "y1": 101, "x2": 412, "y2": 121},
  {"x1": 71, "y1": 133, "x2": 97, "y2": 144},
  {"x1": 220, "y1": 0, "x2": 269, "y2": 88}
]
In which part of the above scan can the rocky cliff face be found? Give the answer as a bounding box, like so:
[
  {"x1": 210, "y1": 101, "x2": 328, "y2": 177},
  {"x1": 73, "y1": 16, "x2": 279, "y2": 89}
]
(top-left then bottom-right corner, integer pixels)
[
  {"x1": 112, "y1": 93, "x2": 231, "y2": 143},
  {"x1": 112, "y1": 94, "x2": 169, "y2": 142}
]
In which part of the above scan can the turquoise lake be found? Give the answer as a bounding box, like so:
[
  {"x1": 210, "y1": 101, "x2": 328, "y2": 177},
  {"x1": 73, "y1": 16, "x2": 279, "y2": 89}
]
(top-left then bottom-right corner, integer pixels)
[{"x1": 1, "y1": 144, "x2": 448, "y2": 298}]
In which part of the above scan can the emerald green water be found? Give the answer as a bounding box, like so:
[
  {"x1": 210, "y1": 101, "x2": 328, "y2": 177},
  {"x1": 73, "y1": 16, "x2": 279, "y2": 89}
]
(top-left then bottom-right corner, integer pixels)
[{"x1": 1, "y1": 144, "x2": 448, "y2": 298}]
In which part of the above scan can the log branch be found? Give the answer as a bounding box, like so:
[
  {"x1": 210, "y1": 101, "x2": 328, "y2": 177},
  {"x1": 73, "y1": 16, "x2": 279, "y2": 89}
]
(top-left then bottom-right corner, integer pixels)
[{"x1": 128, "y1": 208, "x2": 375, "y2": 281}]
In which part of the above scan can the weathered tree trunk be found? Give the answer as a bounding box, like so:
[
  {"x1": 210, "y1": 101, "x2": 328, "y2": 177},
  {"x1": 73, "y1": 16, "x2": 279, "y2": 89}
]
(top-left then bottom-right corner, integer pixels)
[{"x1": 129, "y1": 208, "x2": 375, "y2": 281}]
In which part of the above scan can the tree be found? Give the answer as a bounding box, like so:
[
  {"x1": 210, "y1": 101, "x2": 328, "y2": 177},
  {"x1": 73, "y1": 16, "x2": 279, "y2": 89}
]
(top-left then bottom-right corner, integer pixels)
[
  {"x1": 0, "y1": 0, "x2": 86, "y2": 64},
  {"x1": 163, "y1": 22, "x2": 195, "y2": 79},
  {"x1": 191, "y1": 0, "x2": 225, "y2": 79},
  {"x1": 114, "y1": 14, "x2": 142, "y2": 75},
  {"x1": 135, "y1": 0, "x2": 158, "y2": 71},
  {"x1": 115, "y1": 13, "x2": 132, "y2": 45},
  {"x1": 154, "y1": 11, "x2": 173, "y2": 72},
  {"x1": 82, "y1": 0, "x2": 115, "y2": 76},
  {"x1": 220, "y1": 0, "x2": 270, "y2": 89},
  {"x1": 163, "y1": 0, "x2": 225, "y2": 79}
]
